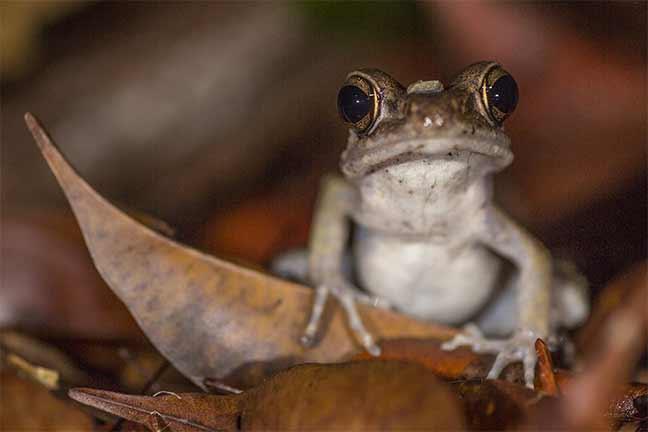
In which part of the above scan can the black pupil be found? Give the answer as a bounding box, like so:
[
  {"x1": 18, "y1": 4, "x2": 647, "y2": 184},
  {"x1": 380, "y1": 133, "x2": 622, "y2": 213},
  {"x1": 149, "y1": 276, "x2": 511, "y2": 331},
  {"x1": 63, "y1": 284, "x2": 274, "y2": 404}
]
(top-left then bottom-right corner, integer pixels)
[
  {"x1": 338, "y1": 85, "x2": 372, "y2": 123},
  {"x1": 487, "y1": 75, "x2": 518, "y2": 114}
]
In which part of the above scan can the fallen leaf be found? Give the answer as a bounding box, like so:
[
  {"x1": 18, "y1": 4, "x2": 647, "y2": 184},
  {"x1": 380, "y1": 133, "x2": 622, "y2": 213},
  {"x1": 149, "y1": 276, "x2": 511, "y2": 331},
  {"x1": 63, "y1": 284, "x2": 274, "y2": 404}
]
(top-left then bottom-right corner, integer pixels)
[
  {"x1": 71, "y1": 360, "x2": 465, "y2": 431},
  {"x1": 0, "y1": 2, "x2": 86, "y2": 80},
  {"x1": 353, "y1": 338, "x2": 492, "y2": 381},
  {"x1": 355, "y1": 337, "x2": 648, "y2": 429},
  {"x1": 54, "y1": 341, "x2": 171, "y2": 394},
  {"x1": 202, "y1": 184, "x2": 314, "y2": 265},
  {"x1": 534, "y1": 339, "x2": 559, "y2": 396},
  {"x1": 576, "y1": 261, "x2": 647, "y2": 354},
  {"x1": 523, "y1": 261, "x2": 648, "y2": 430},
  {"x1": 564, "y1": 286, "x2": 647, "y2": 429},
  {"x1": 203, "y1": 377, "x2": 243, "y2": 395},
  {"x1": 2, "y1": 352, "x2": 60, "y2": 391},
  {"x1": 1, "y1": 370, "x2": 93, "y2": 431},
  {"x1": 1, "y1": 213, "x2": 142, "y2": 340},
  {"x1": 70, "y1": 387, "x2": 240, "y2": 432},
  {"x1": 452, "y1": 379, "x2": 543, "y2": 431},
  {"x1": 242, "y1": 360, "x2": 464, "y2": 430},
  {"x1": 0, "y1": 331, "x2": 91, "y2": 387},
  {"x1": 25, "y1": 113, "x2": 456, "y2": 389},
  {"x1": 606, "y1": 383, "x2": 648, "y2": 430},
  {"x1": 354, "y1": 338, "x2": 534, "y2": 387},
  {"x1": 118, "y1": 204, "x2": 176, "y2": 238}
]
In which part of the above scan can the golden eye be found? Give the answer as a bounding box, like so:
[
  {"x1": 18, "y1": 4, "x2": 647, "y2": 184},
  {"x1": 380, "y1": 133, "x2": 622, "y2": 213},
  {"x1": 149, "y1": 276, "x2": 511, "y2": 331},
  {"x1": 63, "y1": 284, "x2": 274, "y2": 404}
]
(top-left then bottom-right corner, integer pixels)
[
  {"x1": 337, "y1": 75, "x2": 379, "y2": 133},
  {"x1": 481, "y1": 67, "x2": 518, "y2": 125}
]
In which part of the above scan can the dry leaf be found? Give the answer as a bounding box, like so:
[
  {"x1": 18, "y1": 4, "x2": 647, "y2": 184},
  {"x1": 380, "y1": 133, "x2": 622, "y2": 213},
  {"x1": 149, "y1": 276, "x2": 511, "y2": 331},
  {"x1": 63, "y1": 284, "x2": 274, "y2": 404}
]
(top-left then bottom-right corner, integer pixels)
[
  {"x1": 24, "y1": 113, "x2": 456, "y2": 389},
  {"x1": 70, "y1": 387, "x2": 240, "y2": 432},
  {"x1": 1, "y1": 213, "x2": 142, "y2": 340},
  {"x1": 71, "y1": 360, "x2": 464, "y2": 431},
  {"x1": 242, "y1": 360, "x2": 464, "y2": 430},
  {"x1": 355, "y1": 337, "x2": 648, "y2": 429},
  {"x1": 202, "y1": 185, "x2": 314, "y2": 265},
  {"x1": 0, "y1": 331, "x2": 91, "y2": 387},
  {"x1": 354, "y1": 338, "x2": 493, "y2": 381},
  {"x1": 452, "y1": 379, "x2": 543, "y2": 431},
  {"x1": 534, "y1": 339, "x2": 559, "y2": 396},
  {"x1": 1, "y1": 370, "x2": 93, "y2": 431},
  {"x1": 607, "y1": 383, "x2": 648, "y2": 430},
  {"x1": 576, "y1": 261, "x2": 647, "y2": 354},
  {"x1": 522, "y1": 261, "x2": 647, "y2": 431},
  {"x1": 354, "y1": 338, "x2": 534, "y2": 387}
]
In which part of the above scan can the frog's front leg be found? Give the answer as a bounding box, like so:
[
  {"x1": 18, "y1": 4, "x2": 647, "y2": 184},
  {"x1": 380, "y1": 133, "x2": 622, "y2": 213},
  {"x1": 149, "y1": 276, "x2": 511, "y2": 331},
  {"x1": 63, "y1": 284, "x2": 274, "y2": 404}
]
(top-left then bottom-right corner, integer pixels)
[
  {"x1": 302, "y1": 175, "x2": 386, "y2": 356},
  {"x1": 442, "y1": 205, "x2": 551, "y2": 388}
]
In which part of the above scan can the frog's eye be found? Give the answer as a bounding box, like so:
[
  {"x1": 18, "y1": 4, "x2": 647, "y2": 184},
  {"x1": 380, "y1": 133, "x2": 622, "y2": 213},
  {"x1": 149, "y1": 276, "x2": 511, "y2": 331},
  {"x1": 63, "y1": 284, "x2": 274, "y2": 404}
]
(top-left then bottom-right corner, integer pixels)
[
  {"x1": 481, "y1": 67, "x2": 518, "y2": 125},
  {"x1": 337, "y1": 75, "x2": 379, "y2": 133}
]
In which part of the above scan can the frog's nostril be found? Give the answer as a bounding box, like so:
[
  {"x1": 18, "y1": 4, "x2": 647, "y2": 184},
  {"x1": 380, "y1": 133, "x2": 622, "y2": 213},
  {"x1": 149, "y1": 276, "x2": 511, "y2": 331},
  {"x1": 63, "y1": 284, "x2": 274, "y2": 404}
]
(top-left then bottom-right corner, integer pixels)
[{"x1": 423, "y1": 114, "x2": 444, "y2": 128}]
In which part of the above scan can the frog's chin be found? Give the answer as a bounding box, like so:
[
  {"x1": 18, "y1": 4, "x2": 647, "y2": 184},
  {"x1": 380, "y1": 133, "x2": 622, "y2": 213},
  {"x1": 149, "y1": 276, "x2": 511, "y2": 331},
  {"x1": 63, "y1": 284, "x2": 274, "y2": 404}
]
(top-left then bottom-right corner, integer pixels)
[{"x1": 341, "y1": 136, "x2": 513, "y2": 178}]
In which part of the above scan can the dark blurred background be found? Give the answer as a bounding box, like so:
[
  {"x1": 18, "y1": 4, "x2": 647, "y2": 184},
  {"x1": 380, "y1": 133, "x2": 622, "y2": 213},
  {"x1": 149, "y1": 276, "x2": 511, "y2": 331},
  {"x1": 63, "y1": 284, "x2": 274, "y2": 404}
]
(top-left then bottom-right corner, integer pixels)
[{"x1": 1, "y1": 0, "x2": 646, "y2": 358}]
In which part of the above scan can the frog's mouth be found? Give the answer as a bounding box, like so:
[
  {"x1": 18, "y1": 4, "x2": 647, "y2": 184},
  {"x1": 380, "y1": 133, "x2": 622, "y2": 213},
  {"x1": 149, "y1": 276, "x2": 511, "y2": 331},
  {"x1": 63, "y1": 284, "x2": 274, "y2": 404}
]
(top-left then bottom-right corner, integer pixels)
[{"x1": 341, "y1": 136, "x2": 513, "y2": 178}]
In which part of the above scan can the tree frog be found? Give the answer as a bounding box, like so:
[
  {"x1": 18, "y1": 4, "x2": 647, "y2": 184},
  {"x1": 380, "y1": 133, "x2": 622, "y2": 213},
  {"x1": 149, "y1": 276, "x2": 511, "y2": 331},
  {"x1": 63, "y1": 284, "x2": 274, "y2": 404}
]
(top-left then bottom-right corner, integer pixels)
[{"x1": 275, "y1": 61, "x2": 588, "y2": 388}]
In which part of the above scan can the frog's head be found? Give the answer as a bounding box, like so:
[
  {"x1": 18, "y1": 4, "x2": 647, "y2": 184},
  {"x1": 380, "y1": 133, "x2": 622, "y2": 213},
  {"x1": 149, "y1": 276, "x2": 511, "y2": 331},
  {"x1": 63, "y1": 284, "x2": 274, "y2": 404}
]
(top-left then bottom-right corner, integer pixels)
[{"x1": 338, "y1": 62, "x2": 517, "y2": 179}]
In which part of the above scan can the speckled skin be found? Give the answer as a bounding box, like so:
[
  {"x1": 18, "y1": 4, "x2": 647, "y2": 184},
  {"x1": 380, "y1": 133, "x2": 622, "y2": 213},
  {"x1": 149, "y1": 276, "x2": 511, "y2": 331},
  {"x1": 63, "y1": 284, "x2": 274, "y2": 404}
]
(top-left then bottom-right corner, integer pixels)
[{"x1": 301, "y1": 62, "x2": 588, "y2": 388}]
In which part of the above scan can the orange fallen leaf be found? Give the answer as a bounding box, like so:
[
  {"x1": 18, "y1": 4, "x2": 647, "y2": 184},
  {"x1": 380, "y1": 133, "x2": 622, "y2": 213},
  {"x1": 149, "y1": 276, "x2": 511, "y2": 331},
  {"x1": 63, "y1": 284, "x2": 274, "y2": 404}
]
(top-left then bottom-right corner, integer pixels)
[
  {"x1": 534, "y1": 338, "x2": 559, "y2": 396},
  {"x1": 353, "y1": 338, "x2": 492, "y2": 381}
]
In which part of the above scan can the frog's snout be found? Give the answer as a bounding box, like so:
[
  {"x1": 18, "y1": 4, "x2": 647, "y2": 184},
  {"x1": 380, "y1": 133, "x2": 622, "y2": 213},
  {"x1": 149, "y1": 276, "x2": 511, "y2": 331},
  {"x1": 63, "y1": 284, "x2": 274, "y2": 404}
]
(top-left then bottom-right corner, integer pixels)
[{"x1": 406, "y1": 96, "x2": 453, "y2": 131}]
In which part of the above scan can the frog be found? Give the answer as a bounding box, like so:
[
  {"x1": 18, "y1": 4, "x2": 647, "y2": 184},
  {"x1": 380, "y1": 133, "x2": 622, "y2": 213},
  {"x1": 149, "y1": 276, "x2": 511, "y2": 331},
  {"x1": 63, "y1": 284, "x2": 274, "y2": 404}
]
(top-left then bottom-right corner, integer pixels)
[{"x1": 273, "y1": 61, "x2": 588, "y2": 388}]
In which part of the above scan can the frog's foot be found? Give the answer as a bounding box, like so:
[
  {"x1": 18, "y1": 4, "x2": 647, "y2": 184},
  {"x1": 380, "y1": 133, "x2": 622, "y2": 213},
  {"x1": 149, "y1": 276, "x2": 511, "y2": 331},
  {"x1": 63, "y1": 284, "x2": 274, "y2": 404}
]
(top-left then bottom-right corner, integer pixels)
[
  {"x1": 442, "y1": 326, "x2": 539, "y2": 389},
  {"x1": 300, "y1": 277, "x2": 389, "y2": 356}
]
